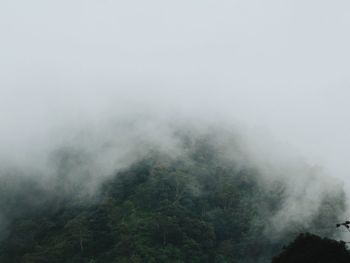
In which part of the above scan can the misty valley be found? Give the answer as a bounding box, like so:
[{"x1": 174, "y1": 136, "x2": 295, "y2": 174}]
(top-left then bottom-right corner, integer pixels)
[{"x1": 0, "y1": 130, "x2": 348, "y2": 263}]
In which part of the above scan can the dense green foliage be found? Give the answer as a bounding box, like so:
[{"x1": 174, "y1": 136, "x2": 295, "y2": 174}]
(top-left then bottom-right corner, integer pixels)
[
  {"x1": 272, "y1": 233, "x2": 350, "y2": 263},
  {"x1": 0, "y1": 137, "x2": 345, "y2": 262}
]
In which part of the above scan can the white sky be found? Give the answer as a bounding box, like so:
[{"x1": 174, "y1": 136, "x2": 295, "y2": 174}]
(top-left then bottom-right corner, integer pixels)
[{"x1": 1, "y1": 1, "x2": 350, "y2": 185}]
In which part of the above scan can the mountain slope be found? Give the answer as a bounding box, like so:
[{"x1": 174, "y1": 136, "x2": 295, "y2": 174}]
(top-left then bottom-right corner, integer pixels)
[{"x1": 0, "y1": 135, "x2": 345, "y2": 263}]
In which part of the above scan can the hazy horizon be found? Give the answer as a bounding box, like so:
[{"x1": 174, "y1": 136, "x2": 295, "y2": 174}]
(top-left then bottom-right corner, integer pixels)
[{"x1": 1, "y1": 0, "x2": 350, "y2": 189}]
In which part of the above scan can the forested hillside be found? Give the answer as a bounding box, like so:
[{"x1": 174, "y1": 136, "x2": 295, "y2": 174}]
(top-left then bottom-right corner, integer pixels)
[{"x1": 0, "y1": 135, "x2": 345, "y2": 263}]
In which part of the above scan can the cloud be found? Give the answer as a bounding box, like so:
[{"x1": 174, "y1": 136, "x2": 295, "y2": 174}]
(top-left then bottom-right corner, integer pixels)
[{"x1": 0, "y1": 1, "x2": 350, "y2": 240}]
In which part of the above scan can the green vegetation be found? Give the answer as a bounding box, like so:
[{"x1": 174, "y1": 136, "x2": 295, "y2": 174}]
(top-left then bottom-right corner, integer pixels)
[{"x1": 0, "y1": 136, "x2": 345, "y2": 262}]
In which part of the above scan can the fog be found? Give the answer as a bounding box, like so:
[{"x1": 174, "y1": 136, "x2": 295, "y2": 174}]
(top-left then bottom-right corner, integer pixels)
[{"x1": 1, "y1": 1, "x2": 350, "y2": 203}]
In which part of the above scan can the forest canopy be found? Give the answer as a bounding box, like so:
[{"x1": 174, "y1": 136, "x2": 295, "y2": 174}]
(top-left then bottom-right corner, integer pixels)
[{"x1": 0, "y1": 132, "x2": 346, "y2": 263}]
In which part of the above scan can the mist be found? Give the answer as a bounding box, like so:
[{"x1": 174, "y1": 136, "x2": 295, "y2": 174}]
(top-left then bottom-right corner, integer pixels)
[{"x1": 1, "y1": 1, "x2": 350, "y2": 254}]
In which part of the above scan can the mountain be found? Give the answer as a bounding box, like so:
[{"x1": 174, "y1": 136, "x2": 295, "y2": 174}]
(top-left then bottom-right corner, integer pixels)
[{"x1": 0, "y1": 133, "x2": 345, "y2": 262}]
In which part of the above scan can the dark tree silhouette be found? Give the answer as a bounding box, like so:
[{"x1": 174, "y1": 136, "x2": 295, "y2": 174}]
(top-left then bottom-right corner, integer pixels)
[{"x1": 272, "y1": 233, "x2": 350, "y2": 263}]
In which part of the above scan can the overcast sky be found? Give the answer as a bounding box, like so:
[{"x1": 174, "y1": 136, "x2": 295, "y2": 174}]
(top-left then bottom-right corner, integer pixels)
[{"x1": 1, "y1": 1, "x2": 350, "y2": 185}]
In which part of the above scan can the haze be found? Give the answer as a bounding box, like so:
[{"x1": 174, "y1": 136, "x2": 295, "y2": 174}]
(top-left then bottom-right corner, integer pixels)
[{"x1": 1, "y1": 0, "x2": 350, "y2": 189}]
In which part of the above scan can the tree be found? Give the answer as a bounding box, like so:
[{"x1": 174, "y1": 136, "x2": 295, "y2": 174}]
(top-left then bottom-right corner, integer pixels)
[{"x1": 272, "y1": 233, "x2": 350, "y2": 263}]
